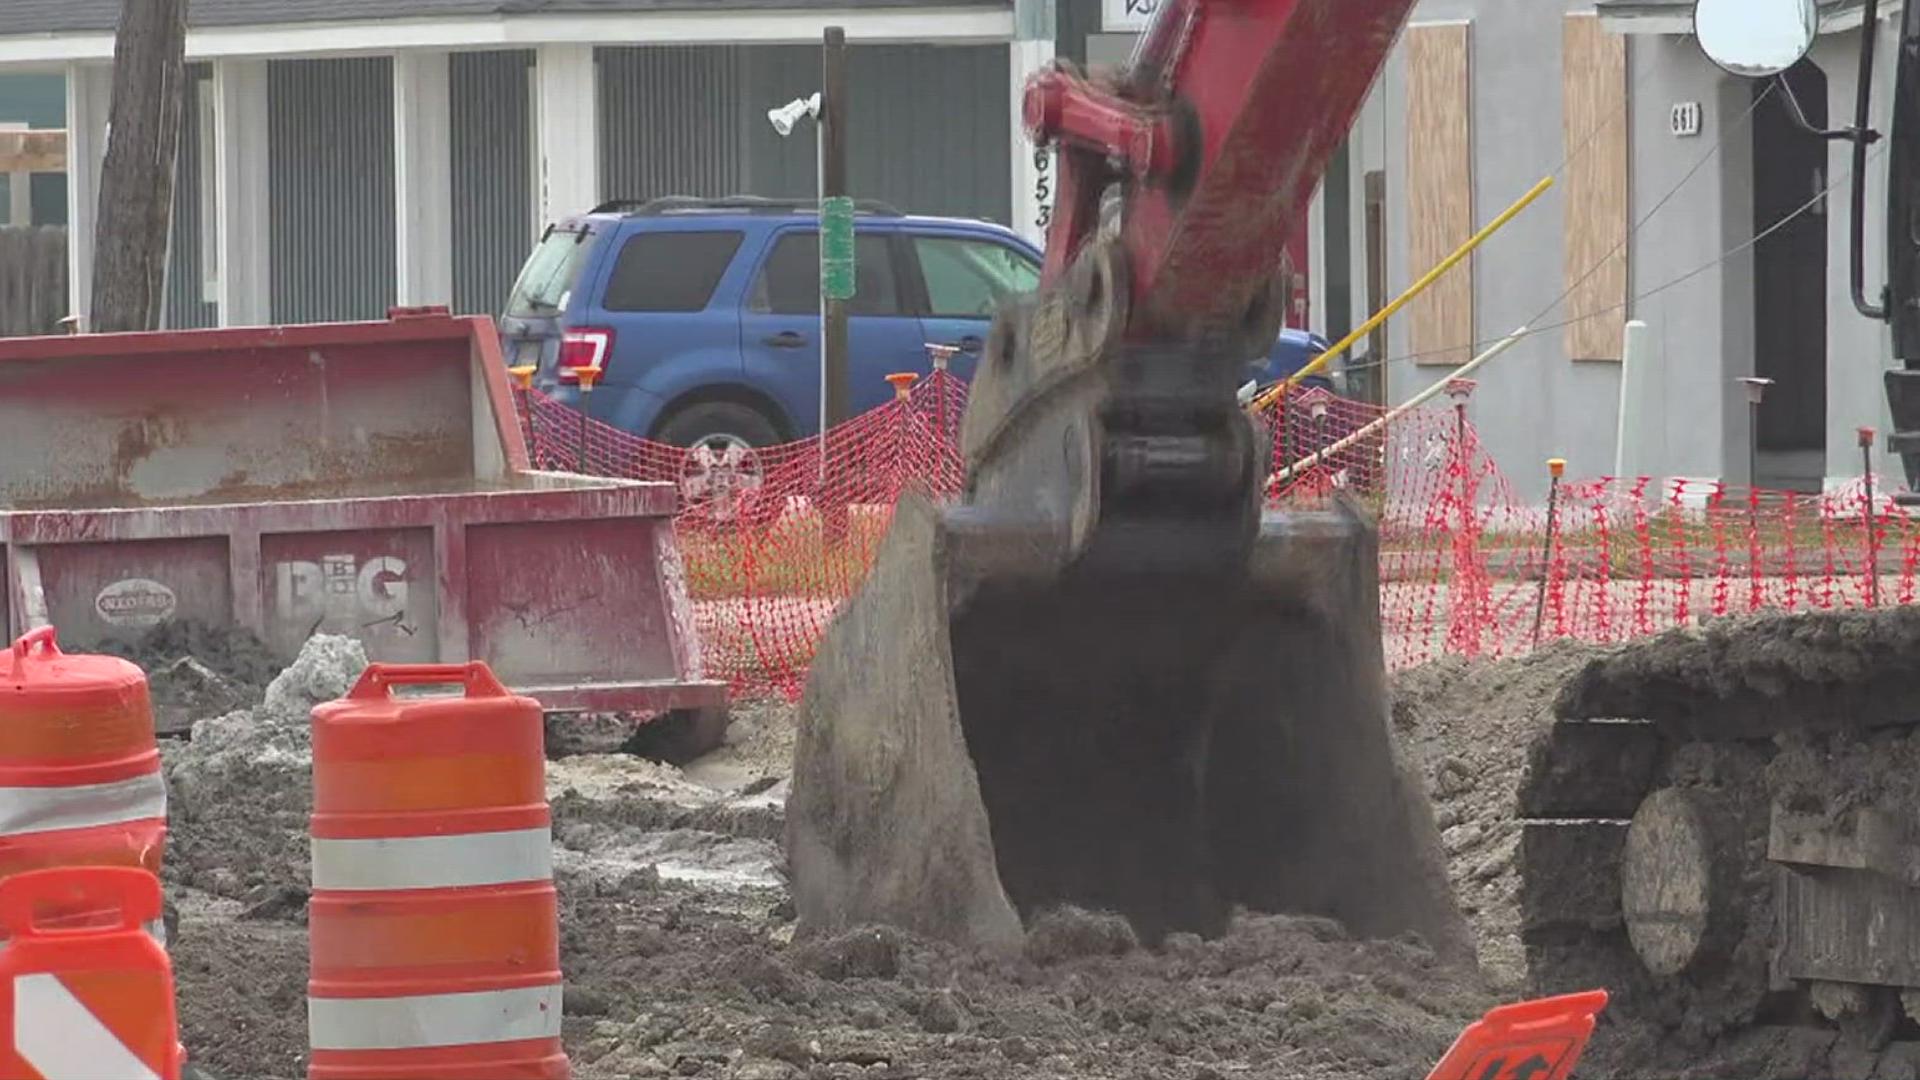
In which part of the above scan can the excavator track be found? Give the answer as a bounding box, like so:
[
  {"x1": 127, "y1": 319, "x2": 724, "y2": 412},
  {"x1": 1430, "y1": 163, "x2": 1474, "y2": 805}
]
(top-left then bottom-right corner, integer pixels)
[{"x1": 1518, "y1": 608, "x2": 1920, "y2": 1072}]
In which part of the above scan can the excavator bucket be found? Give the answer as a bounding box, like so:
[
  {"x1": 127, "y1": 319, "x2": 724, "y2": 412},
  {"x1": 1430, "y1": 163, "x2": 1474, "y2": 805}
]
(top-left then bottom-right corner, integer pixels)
[{"x1": 786, "y1": 277, "x2": 1470, "y2": 961}]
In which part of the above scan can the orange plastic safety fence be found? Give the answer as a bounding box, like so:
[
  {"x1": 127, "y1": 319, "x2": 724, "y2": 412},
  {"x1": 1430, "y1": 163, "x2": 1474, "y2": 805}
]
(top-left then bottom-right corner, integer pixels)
[
  {"x1": 514, "y1": 377, "x2": 1920, "y2": 699},
  {"x1": 516, "y1": 372, "x2": 967, "y2": 698}
]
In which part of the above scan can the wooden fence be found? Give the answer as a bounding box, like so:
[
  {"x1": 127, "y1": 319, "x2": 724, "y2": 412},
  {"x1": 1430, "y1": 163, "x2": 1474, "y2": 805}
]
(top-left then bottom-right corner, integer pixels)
[{"x1": 0, "y1": 225, "x2": 66, "y2": 337}]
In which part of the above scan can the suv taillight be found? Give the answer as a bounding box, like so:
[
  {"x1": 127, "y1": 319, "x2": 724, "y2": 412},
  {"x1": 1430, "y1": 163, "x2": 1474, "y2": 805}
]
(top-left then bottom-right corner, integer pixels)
[{"x1": 557, "y1": 327, "x2": 613, "y2": 383}]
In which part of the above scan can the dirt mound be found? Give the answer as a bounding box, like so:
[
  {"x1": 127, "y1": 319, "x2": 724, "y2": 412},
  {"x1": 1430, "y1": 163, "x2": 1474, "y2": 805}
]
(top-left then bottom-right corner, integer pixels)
[
  {"x1": 86, "y1": 619, "x2": 285, "y2": 733},
  {"x1": 166, "y1": 686, "x2": 1508, "y2": 1080},
  {"x1": 92, "y1": 617, "x2": 285, "y2": 687},
  {"x1": 163, "y1": 634, "x2": 368, "y2": 905},
  {"x1": 1024, "y1": 906, "x2": 1139, "y2": 966},
  {"x1": 1555, "y1": 607, "x2": 1920, "y2": 734},
  {"x1": 548, "y1": 753, "x2": 786, "y2": 896},
  {"x1": 1388, "y1": 639, "x2": 1614, "y2": 991},
  {"x1": 564, "y1": 902, "x2": 1490, "y2": 1080},
  {"x1": 167, "y1": 894, "x2": 307, "y2": 1080}
]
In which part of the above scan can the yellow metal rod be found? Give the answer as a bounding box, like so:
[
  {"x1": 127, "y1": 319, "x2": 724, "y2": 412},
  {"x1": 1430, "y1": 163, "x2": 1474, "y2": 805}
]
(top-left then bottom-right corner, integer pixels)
[{"x1": 1252, "y1": 173, "x2": 1555, "y2": 414}]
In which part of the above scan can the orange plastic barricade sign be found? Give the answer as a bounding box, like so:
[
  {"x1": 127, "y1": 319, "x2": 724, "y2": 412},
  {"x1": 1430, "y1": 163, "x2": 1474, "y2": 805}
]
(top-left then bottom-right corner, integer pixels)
[
  {"x1": 0, "y1": 866, "x2": 182, "y2": 1080},
  {"x1": 1425, "y1": 990, "x2": 1608, "y2": 1080}
]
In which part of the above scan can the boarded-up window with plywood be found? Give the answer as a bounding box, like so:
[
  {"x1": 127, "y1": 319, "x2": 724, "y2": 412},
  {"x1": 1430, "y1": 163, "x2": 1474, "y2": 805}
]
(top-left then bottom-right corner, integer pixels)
[
  {"x1": 1563, "y1": 13, "x2": 1628, "y2": 361},
  {"x1": 1407, "y1": 22, "x2": 1473, "y2": 367}
]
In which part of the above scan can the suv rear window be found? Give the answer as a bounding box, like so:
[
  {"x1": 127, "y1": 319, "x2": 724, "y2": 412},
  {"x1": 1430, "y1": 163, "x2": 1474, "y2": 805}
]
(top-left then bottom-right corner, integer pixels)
[
  {"x1": 604, "y1": 231, "x2": 744, "y2": 313},
  {"x1": 504, "y1": 226, "x2": 596, "y2": 318}
]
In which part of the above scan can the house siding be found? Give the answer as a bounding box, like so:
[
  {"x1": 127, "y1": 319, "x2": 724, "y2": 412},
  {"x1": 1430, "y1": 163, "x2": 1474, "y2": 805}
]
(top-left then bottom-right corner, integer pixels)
[
  {"x1": 268, "y1": 56, "x2": 398, "y2": 324},
  {"x1": 451, "y1": 48, "x2": 534, "y2": 316},
  {"x1": 164, "y1": 64, "x2": 219, "y2": 330},
  {"x1": 595, "y1": 42, "x2": 1012, "y2": 224},
  {"x1": 0, "y1": 0, "x2": 1010, "y2": 36},
  {"x1": 598, "y1": 45, "x2": 747, "y2": 203},
  {"x1": 743, "y1": 43, "x2": 1011, "y2": 221}
]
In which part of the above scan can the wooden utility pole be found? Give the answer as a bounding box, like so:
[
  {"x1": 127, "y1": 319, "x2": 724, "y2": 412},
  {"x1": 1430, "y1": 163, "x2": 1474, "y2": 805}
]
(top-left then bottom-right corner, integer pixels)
[
  {"x1": 820, "y1": 27, "x2": 851, "y2": 431},
  {"x1": 90, "y1": 0, "x2": 188, "y2": 333},
  {"x1": 816, "y1": 27, "x2": 854, "y2": 547}
]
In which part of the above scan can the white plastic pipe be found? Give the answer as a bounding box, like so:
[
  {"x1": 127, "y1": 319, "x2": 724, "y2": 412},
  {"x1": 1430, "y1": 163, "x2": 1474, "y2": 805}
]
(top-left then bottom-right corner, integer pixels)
[
  {"x1": 1270, "y1": 325, "x2": 1531, "y2": 487},
  {"x1": 1614, "y1": 320, "x2": 1651, "y2": 480}
]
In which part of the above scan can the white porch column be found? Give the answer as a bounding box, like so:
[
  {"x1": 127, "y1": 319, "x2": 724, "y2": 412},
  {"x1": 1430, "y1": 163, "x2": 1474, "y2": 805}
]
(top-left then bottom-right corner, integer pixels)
[
  {"x1": 534, "y1": 45, "x2": 599, "y2": 230},
  {"x1": 213, "y1": 59, "x2": 272, "y2": 326},
  {"x1": 63, "y1": 63, "x2": 111, "y2": 325},
  {"x1": 1008, "y1": 38, "x2": 1055, "y2": 246},
  {"x1": 393, "y1": 51, "x2": 454, "y2": 307},
  {"x1": 1306, "y1": 182, "x2": 1327, "y2": 333}
]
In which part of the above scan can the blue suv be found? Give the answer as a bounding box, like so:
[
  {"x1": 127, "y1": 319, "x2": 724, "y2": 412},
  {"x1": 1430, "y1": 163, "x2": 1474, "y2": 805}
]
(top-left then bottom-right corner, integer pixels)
[{"x1": 499, "y1": 195, "x2": 1333, "y2": 454}]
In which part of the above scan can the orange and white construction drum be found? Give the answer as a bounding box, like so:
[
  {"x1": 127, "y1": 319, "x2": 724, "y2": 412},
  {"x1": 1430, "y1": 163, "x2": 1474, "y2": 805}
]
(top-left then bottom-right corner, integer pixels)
[
  {"x1": 0, "y1": 627, "x2": 166, "y2": 935},
  {"x1": 307, "y1": 662, "x2": 567, "y2": 1080}
]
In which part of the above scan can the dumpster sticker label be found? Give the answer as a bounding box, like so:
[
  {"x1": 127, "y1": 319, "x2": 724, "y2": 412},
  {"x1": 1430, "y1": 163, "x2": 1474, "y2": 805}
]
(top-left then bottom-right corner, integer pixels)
[
  {"x1": 94, "y1": 578, "x2": 178, "y2": 628},
  {"x1": 276, "y1": 555, "x2": 410, "y2": 624}
]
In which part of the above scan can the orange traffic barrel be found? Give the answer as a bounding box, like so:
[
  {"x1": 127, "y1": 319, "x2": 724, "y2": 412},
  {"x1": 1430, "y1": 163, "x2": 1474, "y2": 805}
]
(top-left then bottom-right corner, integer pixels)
[
  {"x1": 0, "y1": 627, "x2": 166, "y2": 934},
  {"x1": 307, "y1": 662, "x2": 567, "y2": 1080},
  {"x1": 0, "y1": 865, "x2": 184, "y2": 1079}
]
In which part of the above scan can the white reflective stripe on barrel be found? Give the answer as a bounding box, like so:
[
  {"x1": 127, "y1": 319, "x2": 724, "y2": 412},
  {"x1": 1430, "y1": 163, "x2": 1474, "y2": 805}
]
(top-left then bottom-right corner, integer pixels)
[
  {"x1": 0, "y1": 772, "x2": 166, "y2": 837},
  {"x1": 14, "y1": 973, "x2": 163, "y2": 1080},
  {"x1": 308, "y1": 982, "x2": 564, "y2": 1051},
  {"x1": 310, "y1": 827, "x2": 554, "y2": 891}
]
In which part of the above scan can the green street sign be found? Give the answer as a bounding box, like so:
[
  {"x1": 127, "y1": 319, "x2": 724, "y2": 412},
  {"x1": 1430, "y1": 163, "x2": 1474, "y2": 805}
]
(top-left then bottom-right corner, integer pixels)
[{"x1": 820, "y1": 196, "x2": 856, "y2": 301}]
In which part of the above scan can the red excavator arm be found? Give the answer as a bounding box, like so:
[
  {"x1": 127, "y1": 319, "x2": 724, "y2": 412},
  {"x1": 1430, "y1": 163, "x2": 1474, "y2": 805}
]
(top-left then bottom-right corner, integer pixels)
[
  {"x1": 1026, "y1": 0, "x2": 1416, "y2": 344},
  {"x1": 787, "y1": 0, "x2": 1473, "y2": 964}
]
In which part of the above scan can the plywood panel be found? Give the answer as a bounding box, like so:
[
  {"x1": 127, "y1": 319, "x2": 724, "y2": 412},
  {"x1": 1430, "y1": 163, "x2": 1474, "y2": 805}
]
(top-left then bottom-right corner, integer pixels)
[
  {"x1": 0, "y1": 129, "x2": 65, "y2": 173},
  {"x1": 1563, "y1": 13, "x2": 1629, "y2": 361},
  {"x1": 1406, "y1": 22, "x2": 1473, "y2": 367}
]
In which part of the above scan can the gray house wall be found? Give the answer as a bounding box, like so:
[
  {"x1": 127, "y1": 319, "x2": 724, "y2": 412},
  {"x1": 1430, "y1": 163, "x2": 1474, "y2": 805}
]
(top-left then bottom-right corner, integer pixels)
[
  {"x1": 1357, "y1": 4, "x2": 1902, "y2": 498},
  {"x1": 1813, "y1": 27, "x2": 1901, "y2": 484},
  {"x1": 1621, "y1": 35, "x2": 1754, "y2": 489},
  {"x1": 451, "y1": 49, "x2": 535, "y2": 316},
  {"x1": 841, "y1": 44, "x2": 1011, "y2": 221},
  {"x1": 33, "y1": 37, "x2": 1014, "y2": 332},
  {"x1": 597, "y1": 43, "x2": 1011, "y2": 223},
  {"x1": 1589, "y1": 26, "x2": 1897, "y2": 493},
  {"x1": 269, "y1": 56, "x2": 398, "y2": 324},
  {"x1": 599, "y1": 46, "x2": 747, "y2": 204},
  {"x1": 1366, "y1": 0, "x2": 1628, "y2": 501},
  {"x1": 164, "y1": 64, "x2": 219, "y2": 331}
]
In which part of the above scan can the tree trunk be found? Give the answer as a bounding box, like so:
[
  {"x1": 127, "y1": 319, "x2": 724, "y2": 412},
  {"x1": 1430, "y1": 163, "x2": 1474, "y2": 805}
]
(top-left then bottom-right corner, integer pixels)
[{"x1": 89, "y1": 0, "x2": 187, "y2": 333}]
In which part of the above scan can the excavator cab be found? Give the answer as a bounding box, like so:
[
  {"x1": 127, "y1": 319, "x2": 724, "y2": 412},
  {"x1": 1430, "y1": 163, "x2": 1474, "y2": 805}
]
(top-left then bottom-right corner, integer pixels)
[{"x1": 782, "y1": 0, "x2": 1469, "y2": 960}]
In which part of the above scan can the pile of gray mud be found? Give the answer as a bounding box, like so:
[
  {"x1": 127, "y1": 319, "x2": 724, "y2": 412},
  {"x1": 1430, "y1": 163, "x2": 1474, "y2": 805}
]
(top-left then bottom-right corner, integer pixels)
[
  {"x1": 92, "y1": 619, "x2": 284, "y2": 735},
  {"x1": 141, "y1": 620, "x2": 1880, "y2": 1080}
]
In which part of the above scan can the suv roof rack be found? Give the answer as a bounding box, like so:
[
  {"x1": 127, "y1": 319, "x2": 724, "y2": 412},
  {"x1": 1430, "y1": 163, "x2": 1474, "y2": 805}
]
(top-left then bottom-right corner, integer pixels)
[{"x1": 590, "y1": 195, "x2": 906, "y2": 217}]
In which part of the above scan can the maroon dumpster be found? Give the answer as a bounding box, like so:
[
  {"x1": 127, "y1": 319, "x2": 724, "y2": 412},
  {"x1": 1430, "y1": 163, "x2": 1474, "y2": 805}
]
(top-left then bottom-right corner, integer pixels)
[{"x1": 0, "y1": 309, "x2": 726, "y2": 743}]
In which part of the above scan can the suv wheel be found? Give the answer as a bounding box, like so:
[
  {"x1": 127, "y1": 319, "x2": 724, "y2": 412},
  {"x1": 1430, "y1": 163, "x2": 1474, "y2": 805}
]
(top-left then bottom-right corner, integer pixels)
[{"x1": 656, "y1": 403, "x2": 782, "y2": 527}]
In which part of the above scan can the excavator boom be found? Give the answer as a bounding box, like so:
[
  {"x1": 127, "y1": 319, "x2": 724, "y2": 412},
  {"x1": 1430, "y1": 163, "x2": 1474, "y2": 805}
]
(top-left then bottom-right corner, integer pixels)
[
  {"x1": 785, "y1": 0, "x2": 1468, "y2": 962},
  {"x1": 1031, "y1": 0, "x2": 1416, "y2": 342}
]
